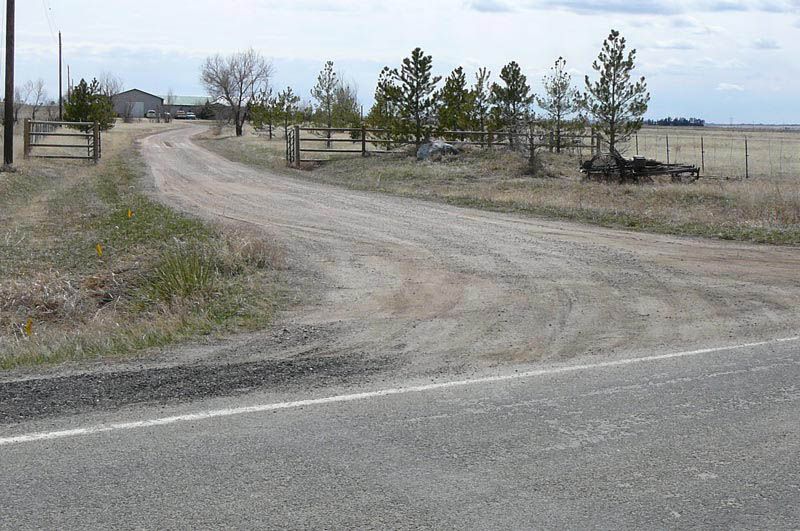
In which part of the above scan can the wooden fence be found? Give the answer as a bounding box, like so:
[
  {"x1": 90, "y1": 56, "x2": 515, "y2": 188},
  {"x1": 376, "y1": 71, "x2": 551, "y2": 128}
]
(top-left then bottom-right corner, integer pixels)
[
  {"x1": 23, "y1": 119, "x2": 102, "y2": 162},
  {"x1": 285, "y1": 125, "x2": 600, "y2": 167}
]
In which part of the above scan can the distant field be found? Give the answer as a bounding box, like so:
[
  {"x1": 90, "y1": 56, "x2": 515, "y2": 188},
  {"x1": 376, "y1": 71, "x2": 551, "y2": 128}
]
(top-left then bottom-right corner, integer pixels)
[{"x1": 621, "y1": 126, "x2": 800, "y2": 180}]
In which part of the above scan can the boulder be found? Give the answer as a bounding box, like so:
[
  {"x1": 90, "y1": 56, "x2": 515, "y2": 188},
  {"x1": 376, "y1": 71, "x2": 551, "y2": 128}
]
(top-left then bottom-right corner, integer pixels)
[{"x1": 416, "y1": 140, "x2": 459, "y2": 161}]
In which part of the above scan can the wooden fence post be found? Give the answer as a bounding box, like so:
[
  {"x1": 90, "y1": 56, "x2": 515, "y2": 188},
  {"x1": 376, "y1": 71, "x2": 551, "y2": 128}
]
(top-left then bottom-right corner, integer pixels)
[
  {"x1": 666, "y1": 135, "x2": 670, "y2": 165},
  {"x1": 23, "y1": 119, "x2": 30, "y2": 158},
  {"x1": 700, "y1": 136, "x2": 705, "y2": 174},
  {"x1": 361, "y1": 125, "x2": 367, "y2": 157},
  {"x1": 635, "y1": 134, "x2": 639, "y2": 156},
  {"x1": 93, "y1": 122, "x2": 100, "y2": 163},
  {"x1": 294, "y1": 125, "x2": 301, "y2": 168}
]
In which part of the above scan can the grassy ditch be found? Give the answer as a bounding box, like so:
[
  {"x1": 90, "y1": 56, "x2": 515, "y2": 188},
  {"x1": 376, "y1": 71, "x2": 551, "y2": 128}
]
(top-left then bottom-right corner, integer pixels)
[
  {"x1": 200, "y1": 128, "x2": 800, "y2": 246},
  {"x1": 0, "y1": 126, "x2": 286, "y2": 370}
]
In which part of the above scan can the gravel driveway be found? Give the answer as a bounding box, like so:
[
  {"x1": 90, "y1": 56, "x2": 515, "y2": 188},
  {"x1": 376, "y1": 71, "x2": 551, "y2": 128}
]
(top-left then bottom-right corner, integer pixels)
[{"x1": 141, "y1": 125, "x2": 800, "y2": 373}]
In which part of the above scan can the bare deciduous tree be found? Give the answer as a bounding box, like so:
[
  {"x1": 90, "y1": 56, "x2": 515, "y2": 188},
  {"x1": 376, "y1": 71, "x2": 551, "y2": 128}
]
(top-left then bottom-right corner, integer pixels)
[
  {"x1": 201, "y1": 48, "x2": 273, "y2": 136},
  {"x1": 122, "y1": 102, "x2": 135, "y2": 123},
  {"x1": 13, "y1": 87, "x2": 25, "y2": 123},
  {"x1": 98, "y1": 72, "x2": 124, "y2": 97},
  {"x1": 24, "y1": 79, "x2": 48, "y2": 120}
]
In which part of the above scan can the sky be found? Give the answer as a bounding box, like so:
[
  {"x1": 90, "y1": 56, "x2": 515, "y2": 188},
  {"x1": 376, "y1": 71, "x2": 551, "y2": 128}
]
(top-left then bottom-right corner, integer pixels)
[{"x1": 12, "y1": 0, "x2": 800, "y2": 123}]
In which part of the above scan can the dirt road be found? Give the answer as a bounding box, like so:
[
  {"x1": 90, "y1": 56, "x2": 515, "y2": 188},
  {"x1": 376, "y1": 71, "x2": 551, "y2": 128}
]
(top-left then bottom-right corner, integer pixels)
[{"x1": 141, "y1": 125, "x2": 800, "y2": 376}]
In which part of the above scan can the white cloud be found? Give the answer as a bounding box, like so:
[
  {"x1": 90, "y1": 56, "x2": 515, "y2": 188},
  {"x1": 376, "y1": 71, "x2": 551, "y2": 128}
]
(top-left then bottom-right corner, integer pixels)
[
  {"x1": 753, "y1": 37, "x2": 781, "y2": 48},
  {"x1": 466, "y1": 0, "x2": 514, "y2": 11},
  {"x1": 648, "y1": 40, "x2": 697, "y2": 49},
  {"x1": 716, "y1": 82, "x2": 745, "y2": 91}
]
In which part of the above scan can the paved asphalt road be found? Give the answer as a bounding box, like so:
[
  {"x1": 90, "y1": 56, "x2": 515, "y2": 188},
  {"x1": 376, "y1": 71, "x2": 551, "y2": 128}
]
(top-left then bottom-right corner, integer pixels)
[{"x1": 2, "y1": 338, "x2": 798, "y2": 529}]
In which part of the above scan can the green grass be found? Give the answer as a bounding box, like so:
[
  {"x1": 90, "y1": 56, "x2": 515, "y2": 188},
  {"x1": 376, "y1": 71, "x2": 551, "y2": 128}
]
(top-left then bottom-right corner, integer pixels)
[{"x1": 0, "y1": 137, "x2": 286, "y2": 370}]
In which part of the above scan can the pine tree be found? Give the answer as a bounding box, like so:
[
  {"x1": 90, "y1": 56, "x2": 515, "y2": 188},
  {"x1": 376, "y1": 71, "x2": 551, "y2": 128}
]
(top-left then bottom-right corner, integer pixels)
[
  {"x1": 384, "y1": 48, "x2": 441, "y2": 146},
  {"x1": 333, "y1": 83, "x2": 360, "y2": 125},
  {"x1": 366, "y1": 68, "x2": 400, "y2": 142},
  {"x1": 438, "y1": 67, "x2": 474, "y2": 137},
  {"x1": 537, "y1": 57, "x2": 580, "y2": 153},
  {"x1": 64, "y1": 78, "x2": 115, "y2": 131},
  {"x1": 311, "y1": 61, "x2": 338, "y2": 146},
  {"x1": 471, "y1": 67, "x2": 492, "y2": 134},
  {"x1": 490, "y1": 61, "x2": 533, "y2": 148},
  {"x1": 198, "y1": 99, "x2": 215, "y2": 120},
  {"x1": 276, "y1": 87, "x2": 300, "y2": 137},
  {"x1": 311, "y1": 61, "x2": 337, "y2": 127},
  {"x1": 249, "y1": 88, "x2": 275, "y2": 137},
  {"x1": 582, "y1": 30, "x2": 650, "y2": 152}
]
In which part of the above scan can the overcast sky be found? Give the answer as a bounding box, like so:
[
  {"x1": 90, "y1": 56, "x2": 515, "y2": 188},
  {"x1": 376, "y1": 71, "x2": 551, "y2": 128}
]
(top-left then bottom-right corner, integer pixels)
[{"x1": 14, "y1": 0, "x2": 800, "y2": 123}]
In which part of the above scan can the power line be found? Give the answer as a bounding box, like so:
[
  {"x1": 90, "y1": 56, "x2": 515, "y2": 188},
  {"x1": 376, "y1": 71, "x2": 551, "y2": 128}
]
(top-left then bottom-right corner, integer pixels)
[{"x1": 41, "y1": 0, "x2": 58, "y2": 44}]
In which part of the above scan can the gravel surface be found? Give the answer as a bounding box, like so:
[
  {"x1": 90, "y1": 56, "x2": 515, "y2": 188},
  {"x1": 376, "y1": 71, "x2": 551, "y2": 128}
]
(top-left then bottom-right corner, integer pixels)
[
  {"x1": 2, "y1": 123, "x2": 798, "y2": 422},
  {"x1": 143, "y1": 125, "x2": 800, "y2": 368},
  {"x1": 0, "y1": 353, "x2": 393, "y2": 424}
]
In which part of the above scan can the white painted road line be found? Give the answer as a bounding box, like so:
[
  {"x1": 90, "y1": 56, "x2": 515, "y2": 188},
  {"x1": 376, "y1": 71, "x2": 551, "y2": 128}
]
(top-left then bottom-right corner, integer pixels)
[{"x1": 1, "y1": 335, "x2": 798, "y2": 447}]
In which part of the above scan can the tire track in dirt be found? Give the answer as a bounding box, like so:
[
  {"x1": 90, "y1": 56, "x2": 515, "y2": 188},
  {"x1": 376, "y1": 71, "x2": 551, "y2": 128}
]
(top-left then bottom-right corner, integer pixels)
[{"x1": 140, "y1": 125, "x2": 800, "y2": 375}]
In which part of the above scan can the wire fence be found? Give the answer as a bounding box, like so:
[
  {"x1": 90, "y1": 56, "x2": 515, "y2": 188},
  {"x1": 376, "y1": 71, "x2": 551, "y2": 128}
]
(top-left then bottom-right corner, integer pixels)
[{"x1": 620, "y1": 128, "x2": 800, "y2": 180}]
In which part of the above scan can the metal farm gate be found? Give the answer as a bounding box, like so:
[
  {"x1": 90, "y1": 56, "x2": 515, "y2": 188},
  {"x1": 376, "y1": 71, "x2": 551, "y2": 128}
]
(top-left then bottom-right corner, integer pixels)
[{"x1": 23, "y1": 119, "x2": 102, "y2": 162}]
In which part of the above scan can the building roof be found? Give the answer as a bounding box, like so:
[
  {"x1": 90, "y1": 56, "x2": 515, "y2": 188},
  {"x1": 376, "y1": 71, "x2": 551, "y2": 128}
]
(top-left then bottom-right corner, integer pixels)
[
  {"x1": 114, "y1": 88, "x2": 164, "y2": 102},
  {"x1": 160, "y1": 95, "x2": 228, "y2": 107}
]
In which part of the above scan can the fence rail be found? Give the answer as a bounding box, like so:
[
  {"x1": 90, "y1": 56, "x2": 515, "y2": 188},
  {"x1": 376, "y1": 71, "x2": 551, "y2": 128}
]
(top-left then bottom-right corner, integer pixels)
[
  {"x1": 285, "y1": 125, "x2": 600, "y2": 167},
  {"x1": 23, "y1": 119, "x2": 102, "y2": 162}
]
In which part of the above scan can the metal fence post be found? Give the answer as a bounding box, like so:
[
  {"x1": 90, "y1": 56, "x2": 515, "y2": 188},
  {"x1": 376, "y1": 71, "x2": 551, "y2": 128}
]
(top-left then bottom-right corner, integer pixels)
[
  {"x1": 744, "y1": 137, "x2": 749, "y2": 179},
  {"x1": 293, "y1": 125, "x2": 301, "y2": 168}
]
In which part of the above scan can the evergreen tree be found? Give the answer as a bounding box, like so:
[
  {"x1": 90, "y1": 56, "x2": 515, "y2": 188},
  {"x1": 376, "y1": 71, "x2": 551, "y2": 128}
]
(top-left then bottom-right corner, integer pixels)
[
  {"x1": 276, "y1": 87, "x2": 301, "y2": 137},
  {"x1": 311, "y1": 61, "x2": 338, "y2": 146},
  {"x1": 537, "y1": 57, "x2": 580, "y2": 153},
  {"x1": 332, "y1": 82, "x2": 361, "y2": 138},
  {"x1": 438, "y1": 67, "x2": 474, "y2": 136},
  {"x1": 197, "y1": 99, "x2": 215, "y2": 120},
  {"x1": 582, "y1": 29, "x2": 650, "y2": 152},
  {"x1": 383, "y1": 48, "x2": 441, "y2": 146},
  {"x1": 64, "y1": 78, "x2": 115, "y2": 130},
  {"x1": 249, "y1": 88, "x2": 276, "y2": 137},
  {"x1": 471, "y1": 67, "x2": 492, "y2": 133},
  {"x1": 490, "y1": 61, "x2": 534, "y2": 148},
  {"x1": 366, "y1": 68, "x2": 400, "y2": 142}
]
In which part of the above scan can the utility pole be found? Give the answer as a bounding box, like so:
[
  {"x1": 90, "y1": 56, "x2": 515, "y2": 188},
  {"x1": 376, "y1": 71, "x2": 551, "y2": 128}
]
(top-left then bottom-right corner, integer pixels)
[
  {"x1": 4, "y1": 0, "x2": 16, "y2": 167},
  {"x1": 59, "y1": 31, "x2": 63, "y2": 120}
]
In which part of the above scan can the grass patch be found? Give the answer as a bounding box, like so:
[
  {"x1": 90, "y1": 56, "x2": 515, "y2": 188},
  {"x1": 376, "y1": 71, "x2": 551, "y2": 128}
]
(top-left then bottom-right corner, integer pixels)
[{"x1": 0, "y1": 125, "x2": 286, "y2": 370}]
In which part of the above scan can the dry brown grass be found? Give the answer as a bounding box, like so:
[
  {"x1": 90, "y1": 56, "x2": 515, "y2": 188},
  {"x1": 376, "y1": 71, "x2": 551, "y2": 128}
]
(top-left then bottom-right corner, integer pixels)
[{"x1": 0, "y1": 121, "x2": 287, "y2": 370}]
